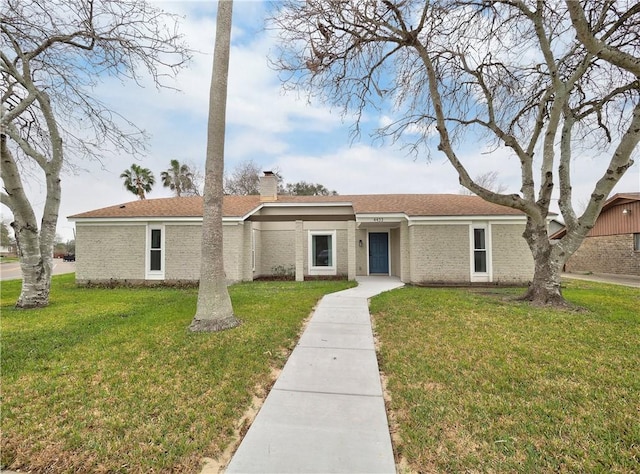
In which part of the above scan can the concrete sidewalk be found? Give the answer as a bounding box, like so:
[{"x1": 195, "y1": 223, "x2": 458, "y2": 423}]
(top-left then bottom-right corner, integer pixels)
[
  {"x1": 562, "y1": 272, "x2": 640, "y2": 288},
  {"x1": 225, "y1": 276, "x2": 405, "y2": 473}
]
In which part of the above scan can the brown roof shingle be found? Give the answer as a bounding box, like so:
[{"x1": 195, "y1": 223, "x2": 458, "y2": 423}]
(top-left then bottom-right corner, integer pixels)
[{"x1": 69, "y1": 194, "x2": 525, "y2": 219}]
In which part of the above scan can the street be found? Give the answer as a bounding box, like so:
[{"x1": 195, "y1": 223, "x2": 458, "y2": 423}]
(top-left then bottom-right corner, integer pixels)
[{"x1": 0, "y1": 259, "x2": 76, "y2": 281}]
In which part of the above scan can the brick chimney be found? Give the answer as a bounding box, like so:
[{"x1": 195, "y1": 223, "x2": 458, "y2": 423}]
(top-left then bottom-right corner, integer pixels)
[{"x1": 259, "y1": 171, "x2": 278, "y2": 202}]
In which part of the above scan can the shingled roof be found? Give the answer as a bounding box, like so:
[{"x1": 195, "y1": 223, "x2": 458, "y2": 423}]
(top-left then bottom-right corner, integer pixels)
[{"x1": 69, "y1": 194, "x2": 525, "y2": 220}]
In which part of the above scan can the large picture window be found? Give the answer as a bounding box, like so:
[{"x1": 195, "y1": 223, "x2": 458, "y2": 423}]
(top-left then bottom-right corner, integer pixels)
[{"x1": 308, "y1": 231, "x2": 337, "y2": 275}]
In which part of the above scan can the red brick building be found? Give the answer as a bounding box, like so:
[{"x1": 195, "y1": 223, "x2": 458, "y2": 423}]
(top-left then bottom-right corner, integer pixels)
[{"x1": 554, "y1": 193, "x2": 640, "y2": 276}]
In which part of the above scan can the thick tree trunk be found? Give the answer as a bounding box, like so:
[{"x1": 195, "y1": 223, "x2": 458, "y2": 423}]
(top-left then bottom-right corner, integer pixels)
[
  {"x1": 12, "y1": 221, "x2": 52, "y2": 308},
  {"x1": 520, "y1": 220, "x2": 568, "y2": 307},
  {"x1": 189, "y1": 0, "x2": 240, "y2": 332},
  {"x1": 1, "y1": 135, "x2": 58, "y2": 309}
]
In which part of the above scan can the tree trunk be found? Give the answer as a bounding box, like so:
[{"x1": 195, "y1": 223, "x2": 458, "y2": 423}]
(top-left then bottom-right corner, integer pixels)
[
  {"x1": 189, "y1": 0, "x2": 240, "y2": 332},
  {"x1": 12, "y1": 221, "x2": 52, "y2": 308},
  {"x1": 1, "y1": 134, "x2": 59, "y2": 309},
  {"x1": 519, "y1": 219, "x2": 568, "y2": 307}
]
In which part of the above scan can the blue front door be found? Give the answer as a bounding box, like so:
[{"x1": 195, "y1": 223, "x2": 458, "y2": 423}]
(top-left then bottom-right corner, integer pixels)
[{"x1": 369, "y1": 232, "x2": 389, "y2": 274}]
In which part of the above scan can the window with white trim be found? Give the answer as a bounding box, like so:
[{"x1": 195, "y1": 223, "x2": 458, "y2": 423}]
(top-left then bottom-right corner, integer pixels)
[
  {"x1": 308, "y1": 231, "x2": 337, "y2": 275},
  {"x1": 634, "y1": 233, "x2": 640, "y2": 251},
  {"x1": 147, "y1": 225, "x2": 165, "y2": 279},
  {"x1": 473, "y1": 227, "x2": 487, "y2": 273},
  {"x1": 150, "y1": 229, "x2": 162, "y2": 271}
]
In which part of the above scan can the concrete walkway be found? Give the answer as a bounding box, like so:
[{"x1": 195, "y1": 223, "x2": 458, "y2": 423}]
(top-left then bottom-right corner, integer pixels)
[
  {"x1": 225, "y1": 276, "x2": 405, "y2": 473},
  {"x1": 562, "y1": 272, "x2": 640, "y2": 288}
]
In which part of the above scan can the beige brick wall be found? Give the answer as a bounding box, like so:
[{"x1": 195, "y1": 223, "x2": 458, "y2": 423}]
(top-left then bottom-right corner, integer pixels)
[
  {"x1": 260, "y1": 228, "x2": 296, "y2": 275},
  {"x1": 347, "y1": 221, "x2": 356, "y2": 280},
  {"x1": 253, "y1": 227, "x2": 262, "y2": 276},
  {"x1": 400, "y1": 222, "x2": 411, "y2": 282},
  {"x1": 76, "y1": 224, "x2": 146, "y2": 282},
  {"x1": 356, "y1": 229, "x2": 368, "y2": 276},
  {"x1": 566, "y1": 234, "x2": 640, "y2": 276},
  {"x1": 409, "y1": 224, "x2": 470, "y2": 283},
  {"x1": 335, "y1": 229, "x2": 348, "y2": 275},
  {"x1": 492, "y1": 224, "x2": 534, "y2": 283},
  {"x1": 222, "y1": 224, "x2": 245, "y2": 282},
  {"x1": 165, "y1": 224, "x2": 201, "y2": 281},
  {"x1": 390, "y1": 228, "x2": 401, "y2": 277}
]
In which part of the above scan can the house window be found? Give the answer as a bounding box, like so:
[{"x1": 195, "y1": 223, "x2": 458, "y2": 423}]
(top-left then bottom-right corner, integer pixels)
[
  {"x1": 470, "y1": 224, "x2": 491, "y2": 282},
  {"x1": 308, "y1": 231, "x2": 336, "y2": 275},
  {"x1": 150, "y1": 229, "x2": 162, "y2": 271},
  {"x1": 313, "y1": 234, "x2": 332, "y2": 266},
  {"x1": 473, "y1": 228, "x2": 487, "y2": 273},
  {"x1": 147, "y1": 225, "x2": 165, "y2": 279},
  {"x1": 634, "y1": 233, "x2": 640, "y2": 251}
]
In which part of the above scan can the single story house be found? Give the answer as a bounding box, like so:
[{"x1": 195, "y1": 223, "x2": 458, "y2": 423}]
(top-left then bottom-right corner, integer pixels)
[
  {"x1": 551, "y1": 192, "x2": 640, "y2": 276},
  {"x1": 68, "y1": 172, "x2": 536, "y2": 285}
]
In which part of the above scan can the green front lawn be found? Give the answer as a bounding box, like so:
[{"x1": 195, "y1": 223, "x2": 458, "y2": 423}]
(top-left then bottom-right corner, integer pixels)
[
  {"x1": 1, "y1": 274, "x2": 354, "y2": 473},
  {"x1": 372, "y1": 280, "x2": 640, "y2": 473}
]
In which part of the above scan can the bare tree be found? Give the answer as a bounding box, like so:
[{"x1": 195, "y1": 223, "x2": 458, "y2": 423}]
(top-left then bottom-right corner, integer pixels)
[
  {"x1": 460, "y1": 171, "x2": 507, "y2": 196},
  {"x1": 1, "y1": 0, "x2": 190, "y2": 308},
  {"x1": 270, "y1": 0, "x2": 640, "y2": 306},
  {"x1": 189, "y1": 0, "x2": 240, "y2": 332},
  {"x1": 224, "y1": 159, "x2": 262, "y2": 195}
]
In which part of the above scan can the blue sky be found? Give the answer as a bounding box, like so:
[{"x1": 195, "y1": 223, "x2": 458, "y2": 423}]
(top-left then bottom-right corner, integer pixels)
[{"x1": 2, "y1": 0, "x2": 638, "y2": 242}]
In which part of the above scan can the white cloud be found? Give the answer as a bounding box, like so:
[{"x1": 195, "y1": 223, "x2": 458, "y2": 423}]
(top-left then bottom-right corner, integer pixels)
[{"x1": 273, "y1": 143, "x2": 462, "y2": 195}]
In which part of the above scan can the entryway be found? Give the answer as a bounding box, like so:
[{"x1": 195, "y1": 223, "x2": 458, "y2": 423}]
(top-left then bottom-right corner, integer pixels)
[{"x1": 368, "y1": 232, "x2": 389, "y2": 274}]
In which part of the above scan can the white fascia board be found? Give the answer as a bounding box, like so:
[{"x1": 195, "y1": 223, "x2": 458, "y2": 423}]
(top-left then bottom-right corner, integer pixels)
[
  {"x1": 241, "y1": 203, "x2": 265, "y2": 221},
  {"x1": 356, "y1": 213, "x2": 407, "y2": 222},
  {"x1": 262, "y1": 201, "x2": 354, "y2": 208},
  {"x1": 408, "y1": 215, "x2": 527, "y2": 225},
  {"x1": 70, "y1": 216, "x2": 243, "y2": 225},
  {"x1": 240, "y1": 201, "x2": 354, "y2": 220}
]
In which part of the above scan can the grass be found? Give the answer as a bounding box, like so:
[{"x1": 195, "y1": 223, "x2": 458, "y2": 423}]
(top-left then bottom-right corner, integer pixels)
[
  {"x1": 1, "y1": 274, "x2": 354, "y2": 473},
  {"x1": 371, "y1": 280, "x2": 640, "y2": 473}
]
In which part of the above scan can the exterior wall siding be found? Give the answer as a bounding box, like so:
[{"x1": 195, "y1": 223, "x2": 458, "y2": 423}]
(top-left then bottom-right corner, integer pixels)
[
  {"x1": 76, "y1": 225, "x2": 146, "y2": 283},
  {"x1": 221, "y1": 224, "x2": 244, "y2": 282},
  {"x1": 587, "y1": 202, "x2": 640, "y2": 237},
  {"x1": 335, "y1": 229, "x2": 348, "y2": 276},
  {"x1": 491, "y1": 224, "x2": 534, "y2": 283},
  {"x1": 390, "y1": 228, "x2": 401, "y2": 277},
  {"x1": 253, "y1": 227, "x2": 263, "y2": 276},
  {"x1": 566, "y1": 234, "x2": 640, "y2": 276},
  {"x1": 260, "y1": 228, "x2": 296, "y2": 275},
  {"x1": 163, "y1": 223, "x2": 247, "y2": 282},
  {"x1": 75, "y1": 216, "x2": 535, "y2": 285},
  {"x1": 165, "y1": 224, "x2": 201, "y2": 281},
  {"x1": 356, "y1": 229, "x2": 368, "y2": 276},
  {"x1": 409, "y1": 224, "x2": 470, "y2": 283}
]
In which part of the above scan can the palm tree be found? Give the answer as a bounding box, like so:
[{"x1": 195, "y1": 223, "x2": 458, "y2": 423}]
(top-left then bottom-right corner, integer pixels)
[
  {"x1": 120, "y1": 164, "x2": 155, "y2": 200},
  {"x1": 189, "y1": 0, "x2": 240, "y2": 332},
  {"x1": 161, "y1": 159, "x2": 195, "y2": 197}
]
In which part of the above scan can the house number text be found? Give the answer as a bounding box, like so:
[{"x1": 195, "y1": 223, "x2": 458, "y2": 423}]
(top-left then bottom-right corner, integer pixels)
[{"x1": 373, "y1": 217, "x2": 384, "y2": 222}]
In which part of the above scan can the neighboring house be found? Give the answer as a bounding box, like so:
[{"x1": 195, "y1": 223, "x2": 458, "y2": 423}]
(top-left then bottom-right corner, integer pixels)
[
  {"x1": 0, "y1": 244, "x2": 17, "y2": 257},
  {"x1": 68, "y1": 172, "x2": 536, "y2": 285},
  {"x1": 548, "y1": 218, "x2": 565, "y2": 239},
  {"x1": 551, "y1": 192, "x2": 640, "y2": 276}
]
